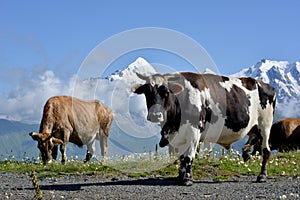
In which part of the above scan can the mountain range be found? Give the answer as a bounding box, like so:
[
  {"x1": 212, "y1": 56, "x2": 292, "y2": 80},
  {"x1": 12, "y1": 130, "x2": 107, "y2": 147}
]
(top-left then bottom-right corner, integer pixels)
[
  {"x1": 233, "y1": 59, "x2": 300, "y2": 103},
  {"x1": 232, "y1": 59, "x2": 300, "y2": 118},
  {"x1": 1, "y1": 57, "x2": 299, "y2": 161}
]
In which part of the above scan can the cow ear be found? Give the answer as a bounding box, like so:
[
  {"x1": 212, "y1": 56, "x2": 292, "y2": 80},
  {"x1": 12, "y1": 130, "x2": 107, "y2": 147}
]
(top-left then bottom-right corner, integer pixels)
[
  {"x1": 51, "y1": 137, "x2": 63, "y2": 146},
  {"x1": 131, "y1": 83, "x2": 143, "y2": 94},
  {"x1": 29, "y1": 132, "x2": 41, "y2": 141},
  {"x1": 168, "y1": 82, "x2": 184, "y2": 95}
]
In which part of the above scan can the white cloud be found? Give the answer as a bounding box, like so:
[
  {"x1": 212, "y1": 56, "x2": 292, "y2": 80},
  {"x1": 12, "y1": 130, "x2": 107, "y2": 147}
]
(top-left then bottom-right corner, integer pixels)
[
  {"x1": 0, "y1": 70, "x2": 72, "y2": 123},
  {"x1": 276, "y1": 99, "x2": 300, "y2": 118},
  {"x1": 0, "y1": 67, "x2": 155, "y2": 137}
]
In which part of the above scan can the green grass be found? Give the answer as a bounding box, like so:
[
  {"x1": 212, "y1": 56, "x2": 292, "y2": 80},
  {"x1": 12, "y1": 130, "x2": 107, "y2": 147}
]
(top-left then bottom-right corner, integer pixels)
[
  {"x1": 0, "y1": 150, "x2": 299, "y2": 180},
  {"x1": 0, "y1": 160, "x2": 119, "y2": 178}
]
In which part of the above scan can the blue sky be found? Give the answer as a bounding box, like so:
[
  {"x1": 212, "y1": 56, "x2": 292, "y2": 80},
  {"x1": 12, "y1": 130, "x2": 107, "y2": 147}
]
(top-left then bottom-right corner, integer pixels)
[{"x1": 1, "y1": 0, "x2": 300, "y2": 121}]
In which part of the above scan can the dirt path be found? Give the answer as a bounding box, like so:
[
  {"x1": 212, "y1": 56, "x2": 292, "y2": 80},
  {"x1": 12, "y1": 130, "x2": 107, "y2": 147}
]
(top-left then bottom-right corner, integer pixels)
[{"x1": 1, "y1": 172, "x2": 299, "y2": 199}]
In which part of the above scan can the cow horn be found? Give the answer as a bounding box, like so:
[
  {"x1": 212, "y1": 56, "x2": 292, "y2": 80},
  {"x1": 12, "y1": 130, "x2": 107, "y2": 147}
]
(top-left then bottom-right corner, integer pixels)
[
  {"x1": 51, "y1": 137, "x2": 64, "y2": 145},
  {"x1": 136, "y1": 73, "x2": 149, "y2": 81}
]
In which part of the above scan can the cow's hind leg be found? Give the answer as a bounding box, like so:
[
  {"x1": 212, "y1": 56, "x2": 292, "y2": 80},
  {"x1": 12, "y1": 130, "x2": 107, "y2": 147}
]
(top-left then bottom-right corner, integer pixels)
[
  {"x1": 99, "y1": 132, "x2": 108, "y2": 162},
  {"x1": 256, "y1": 118, "x2": 272, "y2": 182},
  {"x1": 242, "y1": 126, "x2": 261, "y2": 162}
]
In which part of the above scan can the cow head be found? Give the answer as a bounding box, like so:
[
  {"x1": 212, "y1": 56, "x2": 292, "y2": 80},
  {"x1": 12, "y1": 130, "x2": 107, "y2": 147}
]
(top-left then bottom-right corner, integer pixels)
[
  {"x1": 131, "y1": 73, "x2": 184, "y2": 124},
  {"x1": 29, "y1": 132, "x2": 63, "y2": 164}
]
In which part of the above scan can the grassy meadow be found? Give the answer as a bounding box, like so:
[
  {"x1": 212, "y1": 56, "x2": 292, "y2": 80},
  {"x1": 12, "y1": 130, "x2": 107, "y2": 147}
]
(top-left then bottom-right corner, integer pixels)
[{"x1": 0, "y1": 149, "x2": 299, "y2": 180}]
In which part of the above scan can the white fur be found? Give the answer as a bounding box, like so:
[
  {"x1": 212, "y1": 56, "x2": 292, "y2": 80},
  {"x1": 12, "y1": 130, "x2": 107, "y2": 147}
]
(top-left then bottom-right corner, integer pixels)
[
  {"x1": 219, "y1": 77, "x2": 242, "y2": 92},
  {"x1": 169, "y1": 121, "x2": 201, "y2": 159},
  {"x1": 184, "y1": 80, "x2": 212, "y2": 112}
]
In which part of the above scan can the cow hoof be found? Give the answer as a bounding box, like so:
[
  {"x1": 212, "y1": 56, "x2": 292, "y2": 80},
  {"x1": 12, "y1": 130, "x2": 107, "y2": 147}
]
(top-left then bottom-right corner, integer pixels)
[
  {"x1": 183, "y1": 180, "x2": 193, "y2": 186},
  {"x1": 256, "y1": 174, "x2": 267, "y2": 182},
  {"x1": 178, "y1": 179, "x2": 193, "y2": 186},
  {"x1": 242, "y1": 153, "x2": 250, "y2": 162}
]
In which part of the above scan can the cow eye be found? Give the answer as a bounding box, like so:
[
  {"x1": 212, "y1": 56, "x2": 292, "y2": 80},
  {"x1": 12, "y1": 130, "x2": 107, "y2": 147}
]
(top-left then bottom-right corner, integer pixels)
[
  {"x1": 158, "y1": 85, "x2": 169, "y2": 97},
  {"x1": 134, "y1": 83, "x2": 152, "y2": 95}
]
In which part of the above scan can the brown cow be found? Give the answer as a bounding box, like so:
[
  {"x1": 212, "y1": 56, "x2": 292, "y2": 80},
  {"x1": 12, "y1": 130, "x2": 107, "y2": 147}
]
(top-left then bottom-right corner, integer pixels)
[
  {"x1": 29, "y1": 96, "x2": 113, "y2": 164},
  {"x1": 243, "y1": 118, "x2": 300, "y2": 161}
]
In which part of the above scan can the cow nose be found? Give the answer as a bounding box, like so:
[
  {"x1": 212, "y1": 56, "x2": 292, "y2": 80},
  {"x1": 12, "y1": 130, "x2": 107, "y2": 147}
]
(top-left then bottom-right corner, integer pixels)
[
  {"x1": 147, "y1": 104, "x2": 164, "y2": 122},
  {"x1": 147, "y1": 112, "x2": 163, "y2": 121}
]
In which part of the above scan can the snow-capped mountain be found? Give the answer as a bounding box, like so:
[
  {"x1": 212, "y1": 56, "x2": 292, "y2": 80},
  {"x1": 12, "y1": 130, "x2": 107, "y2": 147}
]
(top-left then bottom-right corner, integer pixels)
[
  {"x1": 232, "y1": 59, "x2": 300, "y2": 118},
  {"x1": 107, "y1": 57, "x2": 156, "y2": 83},
  {"x1": 79, "y1": 57, "x2": 162, "y2": 155},
  {"x1": 101, "y1": 57, "x2": 300, "y2": 119}
]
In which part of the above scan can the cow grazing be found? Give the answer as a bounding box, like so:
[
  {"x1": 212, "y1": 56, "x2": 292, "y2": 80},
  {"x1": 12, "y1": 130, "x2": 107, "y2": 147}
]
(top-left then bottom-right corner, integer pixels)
[
  {"x1": 29, "y1": 96, "x2": 113, "y2": 164},
  {"x1": 131, "y1": 72, "x2": 276, "y2": 186},
  {"x1": 243, "y1": 118, "x2": 300, "y2": 161}
]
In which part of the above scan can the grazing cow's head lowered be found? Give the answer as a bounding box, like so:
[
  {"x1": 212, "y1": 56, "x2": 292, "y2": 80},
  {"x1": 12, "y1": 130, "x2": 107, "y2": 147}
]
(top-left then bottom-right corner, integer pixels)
[
  {"x1": 29, "y1": 132, "x2": 63, "y2": 164},
  {"x1": 131, "y1": 73, "x2": 184, "y2": 124}
]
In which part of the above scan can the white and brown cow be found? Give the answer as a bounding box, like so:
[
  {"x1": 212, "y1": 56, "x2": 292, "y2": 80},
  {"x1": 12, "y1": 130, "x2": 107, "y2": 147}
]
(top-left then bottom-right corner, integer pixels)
[
  {"x1": 132, "y1": 72, "x2": 276, "y2": 186},
  {"x1": 243, "y1": 118, "x2": 300, "y2": 161},
  {"x1": 29, "y1": 96, "x2": 113, "y2": 164}
]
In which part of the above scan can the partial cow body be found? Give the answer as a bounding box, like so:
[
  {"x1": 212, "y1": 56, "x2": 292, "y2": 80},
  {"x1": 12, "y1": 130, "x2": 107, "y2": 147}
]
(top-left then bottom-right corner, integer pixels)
[
  {"x1": 243, "y1": 118, "x2": 300, "y2": 161},
  {"x1": 132, "y1": 72, "x2": 276, "y2": 186},
  {"x1": 29, "y1": 96, "x2": 113, "y2": 164}
]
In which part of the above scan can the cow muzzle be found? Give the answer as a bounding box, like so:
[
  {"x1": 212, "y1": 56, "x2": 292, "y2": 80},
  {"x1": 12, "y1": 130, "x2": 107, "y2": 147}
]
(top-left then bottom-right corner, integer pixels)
[
  {"x1": 159, "y1": 131, "x2": 169, "y2": 147},
  {"x1": 147, "y1": 104, "x2": 164, "y2": 123}
]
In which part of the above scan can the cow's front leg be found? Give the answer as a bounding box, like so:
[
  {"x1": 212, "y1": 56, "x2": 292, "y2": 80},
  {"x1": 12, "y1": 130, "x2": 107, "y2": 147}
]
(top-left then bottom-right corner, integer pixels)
[
  {"x1": 59, "y1": 129, "x2": 70, "y2": 164},
  {"x1": 59, "y1": 144, "x2": 67, "y2": 164},
  {"x1": 51, "y1": 145, "x2": 58, "y2": 161},
  {"x1": 178, "y1": 155, "x2": 193, "y2": 186},
  {"x1": 84, "y1": 142, "x2": 95, "y2": 163},
  {"x1": 171, "y1": 124, "x2": 200, "y2": 186}
]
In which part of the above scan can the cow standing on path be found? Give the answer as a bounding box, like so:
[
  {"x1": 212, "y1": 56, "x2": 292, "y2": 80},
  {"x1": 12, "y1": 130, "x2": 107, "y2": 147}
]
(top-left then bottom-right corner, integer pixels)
[
  {"x1": 29, "y1": 96, "x2": 113, "y2": 164},
  {"x1": 132, "y1": 72, "x2": 276, "y2": 186}
]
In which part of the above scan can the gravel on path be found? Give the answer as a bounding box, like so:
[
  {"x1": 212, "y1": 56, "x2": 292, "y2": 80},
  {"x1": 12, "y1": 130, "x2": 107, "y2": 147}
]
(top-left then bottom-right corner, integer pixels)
[{"x1": 1, "y1": 172, "x2": 299, "y2": 200}]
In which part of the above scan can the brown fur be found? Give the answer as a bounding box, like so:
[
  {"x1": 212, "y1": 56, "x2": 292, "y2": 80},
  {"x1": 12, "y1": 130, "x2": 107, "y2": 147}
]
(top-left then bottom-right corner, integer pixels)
[
  {"x1": 30, "y1": 96, "x2": 113, "y2": 164},
  {"x1": 270, "y1": 118, "x2": 300, "y2": 151}
]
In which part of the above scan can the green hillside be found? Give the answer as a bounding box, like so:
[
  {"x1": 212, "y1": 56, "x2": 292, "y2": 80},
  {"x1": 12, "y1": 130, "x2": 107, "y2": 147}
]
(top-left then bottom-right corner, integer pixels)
[{"x1": 0, "y1": 119, "x2": 39, "y2": 160}]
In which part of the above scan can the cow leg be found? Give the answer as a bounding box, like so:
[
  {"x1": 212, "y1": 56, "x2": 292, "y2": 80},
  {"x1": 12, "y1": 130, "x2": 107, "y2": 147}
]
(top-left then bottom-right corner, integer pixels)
[
  {"x1": 168, "y1": 144, "x2": 177, "y2": 156},
  {"x1": 257, "y1": 148, "x2": 271, "y2": 182},
  {"x1": 171, "y1": 124, "x2": 200, "y2": 186},
  {"x1": 51, "y1": 145, "x2": 58, "y2": 161},
  {"x1": 59, "y1": 144, "x2": 67, "y2": 164},
  {"x1": 84, "y1": 142, "x2": 95, "y2": 163},
  {"x1": 178, "y1": 155, "x2": 193, "y2": 186},
  {"x1": 242, "y1": 127, "x2": 261, "y2": 162},
  {"x1": 252, "y1": 142, "x2": 262, "y2": 155},
  {"x1": 60, "y1": 129, "x2": 70, "y2": 164},
  {"x1": 242, "y1": 136, "x2": 261, "y2": 162},
  {"x1": 256, "y1": 120, "x2": 272, "y2": 182},
  {"x1": 99, "y1": 132, "x2": 108, "y2": 162}
]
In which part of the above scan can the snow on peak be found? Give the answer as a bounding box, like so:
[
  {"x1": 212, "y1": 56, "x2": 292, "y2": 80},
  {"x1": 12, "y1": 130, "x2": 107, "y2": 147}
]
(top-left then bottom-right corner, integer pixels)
[
  {"x1": 232, "y1": 59, "x2": 300, "y2": 109},
  {"x1": 108, "y1": 57, "x2": 156, "y2": 82},
  {"x1": 203, "y1": 68, "x2": 216, "y2": 74}
]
